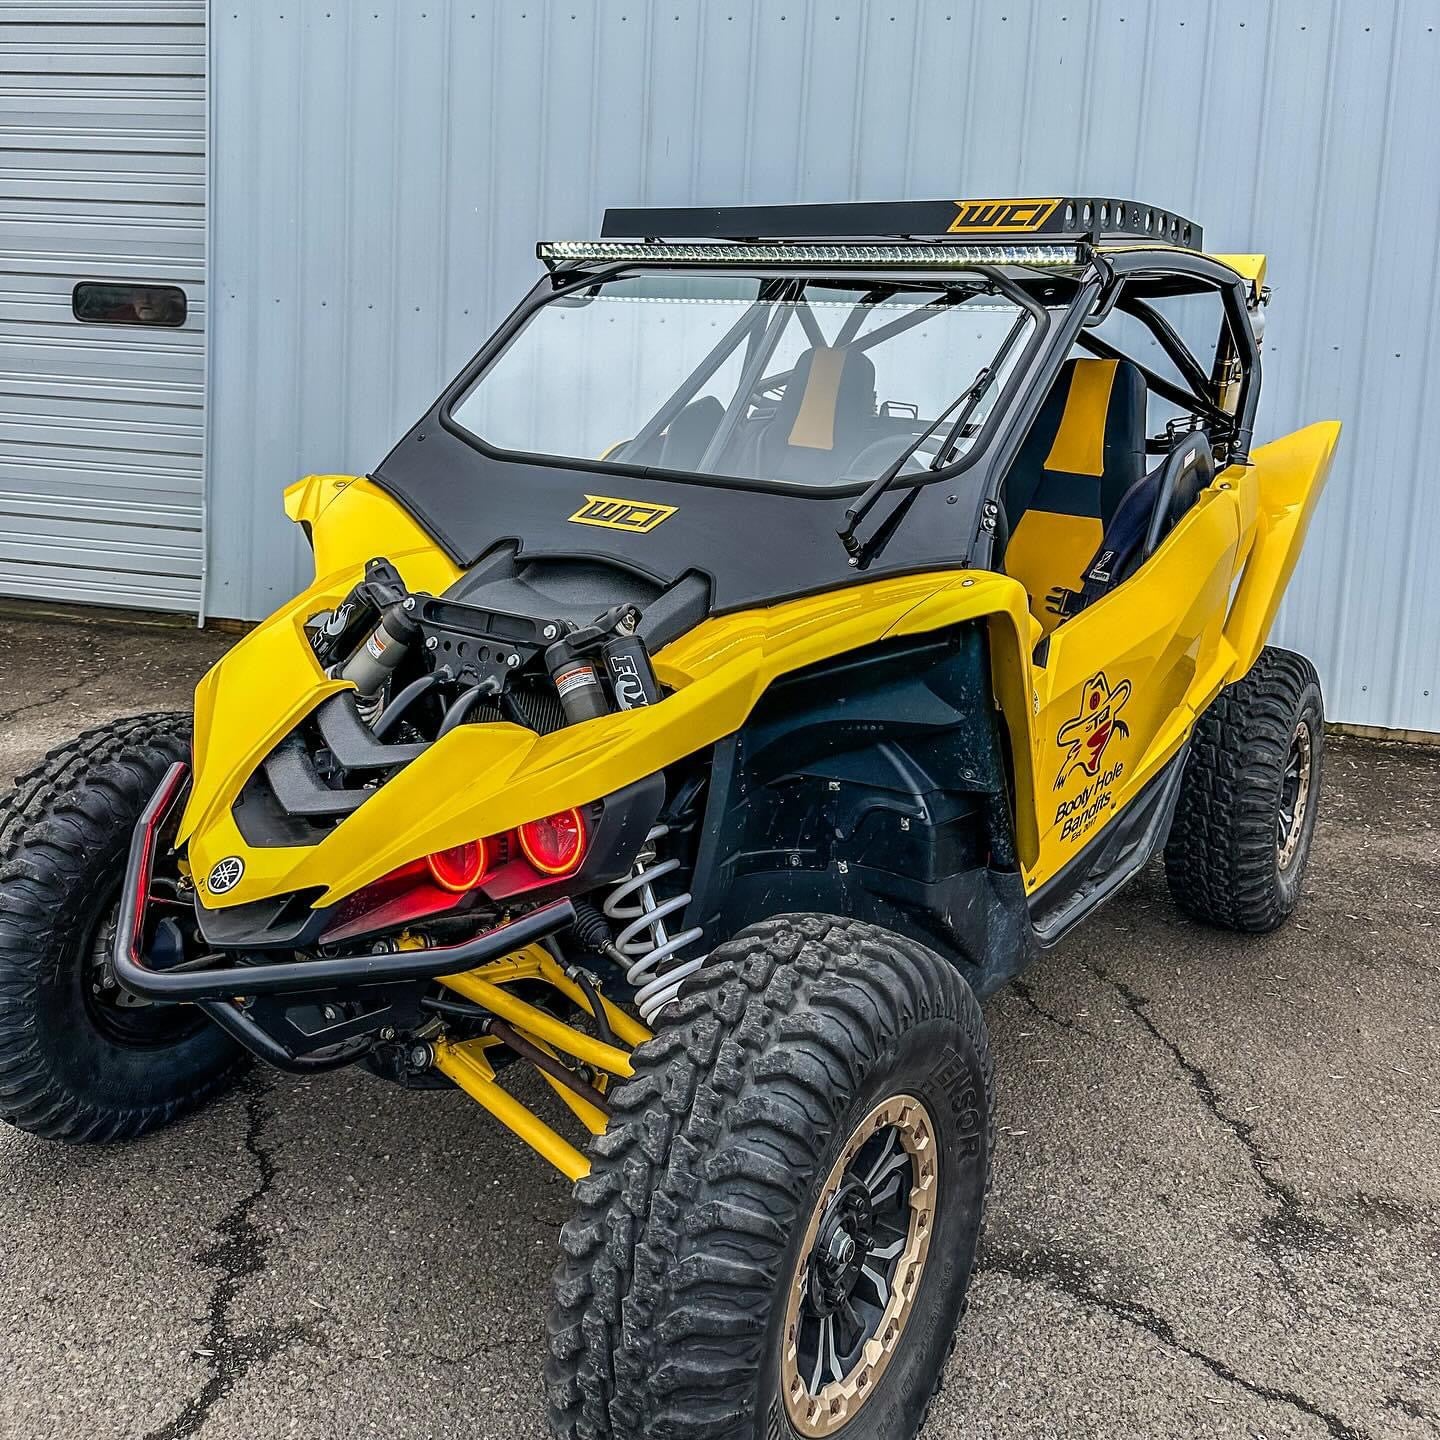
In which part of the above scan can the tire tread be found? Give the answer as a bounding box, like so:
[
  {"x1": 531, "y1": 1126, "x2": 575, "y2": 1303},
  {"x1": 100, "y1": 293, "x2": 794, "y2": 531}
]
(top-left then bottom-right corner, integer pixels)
[
  {"x1": 545, "y1": 914, "x2": 992, "y2": 1440},
  {"x1": 0, "y1": 714, "x2": 247, "y2": 1142},
  {"x1": 1164, "y1": 647, "x2": 1323, "y2": 932}
]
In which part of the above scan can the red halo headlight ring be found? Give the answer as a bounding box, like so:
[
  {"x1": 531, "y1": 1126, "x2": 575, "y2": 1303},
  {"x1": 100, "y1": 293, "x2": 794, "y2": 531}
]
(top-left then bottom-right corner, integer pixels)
[
  {"x1": 425, "y1": 837, "x2": 491, "y2": 893},
  {"x1": 516, "y1": 809, "x2": 588, "y2": 877}
]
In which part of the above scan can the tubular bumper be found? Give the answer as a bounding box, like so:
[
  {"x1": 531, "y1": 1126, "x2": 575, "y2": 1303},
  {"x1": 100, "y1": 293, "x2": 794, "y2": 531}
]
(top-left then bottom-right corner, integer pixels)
[{"x1": 114, "y1": 763, "x2": 578, "y2": 1004}]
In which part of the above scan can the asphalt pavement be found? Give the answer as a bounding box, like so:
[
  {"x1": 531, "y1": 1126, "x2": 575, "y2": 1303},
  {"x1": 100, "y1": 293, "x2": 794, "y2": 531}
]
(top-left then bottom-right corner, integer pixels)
[{"x1": 0, "y1": 609, "x2": 1436, "y2": 1440}]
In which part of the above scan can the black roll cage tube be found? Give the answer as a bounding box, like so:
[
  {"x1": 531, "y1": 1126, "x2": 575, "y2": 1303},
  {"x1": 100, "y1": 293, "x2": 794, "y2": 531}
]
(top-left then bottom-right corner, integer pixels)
[
  {"x1": 1121, "y1": 295, "x2": 1223, "y2": 408},
  {"x1": 1076, "y1": 327, "x2": 1231, "y2": 431},
  {"x1": 696, "y1": 276, "x2": 805, "y2": 472},
  {"x1": 965, "y1": 249, "x2": 1260, "y2": 565},
  {"x1": 1085, "y1": 248, "x2": 1261, "y2": 463}
]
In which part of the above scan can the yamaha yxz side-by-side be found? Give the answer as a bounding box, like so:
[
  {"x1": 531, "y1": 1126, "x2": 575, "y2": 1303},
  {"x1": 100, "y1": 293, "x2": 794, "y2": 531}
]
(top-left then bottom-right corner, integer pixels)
[{"x1": 0, "y1": 198, "x2": 1339, "y2": 1439}]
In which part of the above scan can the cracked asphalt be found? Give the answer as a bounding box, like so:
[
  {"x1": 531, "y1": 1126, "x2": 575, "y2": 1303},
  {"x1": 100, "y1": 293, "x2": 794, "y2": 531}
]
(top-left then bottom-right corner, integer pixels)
[{"x1": 1, "y1": 609, "x2": 1437, "y2": 1440}]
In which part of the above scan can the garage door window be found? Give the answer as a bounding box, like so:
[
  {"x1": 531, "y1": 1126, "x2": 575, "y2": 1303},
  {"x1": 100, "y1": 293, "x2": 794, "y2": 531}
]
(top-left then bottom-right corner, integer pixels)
[{"x1": 72, "y1": 282, "x2": 188, "y2": 329}]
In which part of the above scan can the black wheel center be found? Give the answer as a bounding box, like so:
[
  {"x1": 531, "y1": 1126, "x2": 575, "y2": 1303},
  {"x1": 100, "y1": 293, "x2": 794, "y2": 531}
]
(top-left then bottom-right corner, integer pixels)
[
  {"x1": 81, "y1": 892, "x2": 204, "y2": 1049},
  {"x1": 786, "y1": 1098, "x2": 936, "y2": 1431},
  {"x1": 809, "y1": 1179, "x2": 876, "y2": 1316}
]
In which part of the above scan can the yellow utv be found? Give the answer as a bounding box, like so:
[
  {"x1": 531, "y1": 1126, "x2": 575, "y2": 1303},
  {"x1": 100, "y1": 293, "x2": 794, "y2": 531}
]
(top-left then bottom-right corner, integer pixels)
[{"x1": 0, "y1": 198, "x2": 1340, "y2": 1440}]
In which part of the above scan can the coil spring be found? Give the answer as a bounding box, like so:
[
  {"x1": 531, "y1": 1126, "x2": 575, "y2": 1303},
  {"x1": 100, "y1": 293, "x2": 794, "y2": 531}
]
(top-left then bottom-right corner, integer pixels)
[
  {"x1": 603, "y1": 823, "x2": 705, "y2": 1024},
  {"x1": 354, "y1": 690, "x2": 384, "y2": 726}
]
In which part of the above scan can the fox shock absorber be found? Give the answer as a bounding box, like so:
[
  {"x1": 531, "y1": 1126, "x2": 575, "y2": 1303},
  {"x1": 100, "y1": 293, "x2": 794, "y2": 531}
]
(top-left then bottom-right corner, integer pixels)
[
  {"x1": 545, "y1": 605, "x2": 662, "y2": 726},
  {"x1": 544, "y1": 630, "x2": 611, "y2": 725},
  {"x1": 600, "y1": 617, "x2": 661, "y2": 711},
  {"x1": 601, "y1": 824, "x2": 705, "y2": 1023},
  {"x1": 337, "y1": 598, "x2": 422, "y2": 722}
]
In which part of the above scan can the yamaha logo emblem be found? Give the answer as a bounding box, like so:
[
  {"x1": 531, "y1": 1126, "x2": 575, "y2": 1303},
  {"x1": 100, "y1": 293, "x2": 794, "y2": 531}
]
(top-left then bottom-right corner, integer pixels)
[{"x1": 207, "y1": 855, "x2": 245, "y2": 895}]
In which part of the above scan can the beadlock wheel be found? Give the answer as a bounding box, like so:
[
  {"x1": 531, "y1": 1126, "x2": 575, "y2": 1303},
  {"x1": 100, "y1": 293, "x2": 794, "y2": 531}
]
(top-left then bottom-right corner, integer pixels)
[
  {"x1": 782, "y1": 1093, "x2": 937, "y2": 1436},
  {"x1": 1276, "y1": 718, "x2": 1313, "y2": 871},
  {"x1": 80, "y1": 895, "x2": 206, "y2": 1048}
]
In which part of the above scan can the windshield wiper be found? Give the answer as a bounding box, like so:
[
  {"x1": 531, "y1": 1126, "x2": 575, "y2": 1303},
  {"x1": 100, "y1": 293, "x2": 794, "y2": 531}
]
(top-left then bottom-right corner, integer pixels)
[{"x1": 837, "y1": 365, "x2": 994, "y2": 562}]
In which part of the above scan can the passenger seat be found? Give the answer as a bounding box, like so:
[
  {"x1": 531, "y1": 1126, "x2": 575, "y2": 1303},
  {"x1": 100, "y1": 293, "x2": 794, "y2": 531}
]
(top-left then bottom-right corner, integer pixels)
[{"x1": 1001, "y1": 358, "x2": 1146, "y2": 636}]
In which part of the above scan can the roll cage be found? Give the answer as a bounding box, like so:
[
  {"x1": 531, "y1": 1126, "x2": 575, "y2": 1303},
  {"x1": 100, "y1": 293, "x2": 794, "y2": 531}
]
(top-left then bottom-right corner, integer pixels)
[
  {"x1": 378, "y1": 198, "x2": 1260, "y2": 595},
  {"x1": 521, "y1": 204, "x2": 1262, "y2": 565}
]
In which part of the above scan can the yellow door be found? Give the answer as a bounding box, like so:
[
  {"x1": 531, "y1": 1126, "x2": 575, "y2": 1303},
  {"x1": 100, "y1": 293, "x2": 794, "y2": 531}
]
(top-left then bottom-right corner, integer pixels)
[{"x1": 1025, "y1": 479, "x2": 1244, "y2": 889}]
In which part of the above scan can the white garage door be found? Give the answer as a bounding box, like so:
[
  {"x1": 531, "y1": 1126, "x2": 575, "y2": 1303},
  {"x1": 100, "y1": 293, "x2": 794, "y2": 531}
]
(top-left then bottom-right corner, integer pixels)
[{"x1": 0, "y1": 2, "x2": 205, "y2": 612}]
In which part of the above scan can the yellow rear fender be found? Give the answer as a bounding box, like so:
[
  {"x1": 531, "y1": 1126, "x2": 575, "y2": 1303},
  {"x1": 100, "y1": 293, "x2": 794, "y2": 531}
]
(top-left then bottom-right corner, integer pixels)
[
  {"x1": 1223, "y1": 422, "x2": 1342, "y2": 677},
  {"x1": 183, "y1": 561, "x2": 1043, "y2": 912},
  {"x1": 282, "y1": 473, "x2": 464, "y2": 592},
  {"x1": 184, "y1": 476, "x2": 461, "y2": 849}
]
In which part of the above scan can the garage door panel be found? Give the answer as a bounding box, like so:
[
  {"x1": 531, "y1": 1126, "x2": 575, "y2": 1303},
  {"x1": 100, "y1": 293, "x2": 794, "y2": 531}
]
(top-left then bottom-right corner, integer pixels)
[
  {"x1": 0, "y1": 370, "x2": 202, "y2": 412},
  {"x1": 2, "y1": 472, "x2": 203, "y2": 512},
  {"x1": 0, "y1": 265, "x2": 205, "y2": 304},
  {"x1": 0, "y1": 437, "x2": 200, "y2": 480},
  {"x1": 2, "y1": 559, "x2": 201, "y2": 609},
  {"x1": 8, "y1": 6, "x2": 201, "y2": 26},
  {"x1": 0, "y1": 388, "x2": 202, "y2": 437},
  {"x1": 1, "y1": 521, "x2": 202, "y2": 565},
  {"x1": 0, "y1": 172, "x2": 203, "y2": 206},
  {"x1": 0, "y1": 281, "x2": 205, "y2": 332},
  {"x1": 0, "y1": 1, "x2": 204, "y2": 614},
  {"x1": 0, "y1": 129, "x2": 204, "y2": 160},
  {"x1": 2, "y1": 32, "x2": 203, "y2": 54},
  {"x1": 0, "y1": 80, "x2": 201, "y2": 107},
  {"x1": 0, "y1": 195, "x2": 203, "y2": 226},
  {"x1": 0, "y1": 93, "x2": 202, "y2": 125},
  {"x1": 6, "y1": 42, "x2": 204, "y2": 73},
  {"x1": 0, "y1": 147, "x2": 204, "y2": 178},
  {"x1": 0, "y1": 247, "x2": 204, "y2": 281},
  {"x1": 0, "y1": 414, "x2": 202, "y2": 459},
  {"x1": 4, "y1": 336, "x2": 203, "y2": 391},
  {"x1": 0, "y1": 224, "x2": 202, "y2": 275},
  {"x1": 4, "y1": 70, "x2": 203, "y2": 100}
]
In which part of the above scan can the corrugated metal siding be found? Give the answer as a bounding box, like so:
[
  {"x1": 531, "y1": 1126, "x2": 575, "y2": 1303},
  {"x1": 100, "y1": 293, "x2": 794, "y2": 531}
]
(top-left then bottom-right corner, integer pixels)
[
  {"x1": 0, "y1": 1, "x2": 206, "y2": 610},
  {"x1": 207, "y1": 0, "x2": 1440, "y2": 732}
]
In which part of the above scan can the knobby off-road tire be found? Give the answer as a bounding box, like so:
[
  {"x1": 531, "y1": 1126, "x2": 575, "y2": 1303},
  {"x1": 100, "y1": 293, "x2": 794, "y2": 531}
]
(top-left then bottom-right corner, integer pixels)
[
  {"x1": 1164, "y1": 646, "x2": 1325, "y2": 932},
  {"x1": 0, "y1": 714, "x2": 247, "y2": 1142},
  {"x1": 546, "y1": 914, "x2": 993, "y2": 1440}
]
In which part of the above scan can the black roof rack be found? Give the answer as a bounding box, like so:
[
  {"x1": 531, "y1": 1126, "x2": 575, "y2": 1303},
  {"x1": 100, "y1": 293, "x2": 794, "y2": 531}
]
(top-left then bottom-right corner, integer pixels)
[{"x1": 601, "y1": 197, "x2": 1202, "y2": 250}]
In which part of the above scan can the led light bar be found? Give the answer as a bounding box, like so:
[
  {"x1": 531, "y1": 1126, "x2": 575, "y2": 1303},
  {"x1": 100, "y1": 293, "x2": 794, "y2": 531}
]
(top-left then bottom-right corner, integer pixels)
[{"x1": 538, "y1": 240, "x2": 1084, "y2": 269}]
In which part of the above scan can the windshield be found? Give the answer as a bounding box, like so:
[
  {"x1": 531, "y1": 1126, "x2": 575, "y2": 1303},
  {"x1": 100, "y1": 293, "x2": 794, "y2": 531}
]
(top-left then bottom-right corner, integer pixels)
[{"x1": 449, "y1": 273, "x2": 1039, "y2": 492}]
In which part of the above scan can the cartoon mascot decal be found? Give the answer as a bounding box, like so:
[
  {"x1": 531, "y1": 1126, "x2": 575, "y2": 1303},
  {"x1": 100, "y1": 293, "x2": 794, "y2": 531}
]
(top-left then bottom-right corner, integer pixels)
[{"x1": 1055, "y1": 671, "x2": 1132, "y2": 790}]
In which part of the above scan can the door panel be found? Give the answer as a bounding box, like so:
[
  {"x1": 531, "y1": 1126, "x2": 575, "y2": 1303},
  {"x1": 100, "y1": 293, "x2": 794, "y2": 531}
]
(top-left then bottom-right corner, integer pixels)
[{"x1": 1025, "y1": 483, "x2": 1242, "y2": 889}]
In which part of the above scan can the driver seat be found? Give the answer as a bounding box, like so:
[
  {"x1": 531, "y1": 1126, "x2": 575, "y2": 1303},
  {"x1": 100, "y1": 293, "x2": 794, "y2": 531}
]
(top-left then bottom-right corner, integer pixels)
[
  {"x1": 1002, "y1": 358, "x2": 1146, "y2": 636},
  {"x1": 751, "y1": 345, "x2": 880, "y2": 485}
]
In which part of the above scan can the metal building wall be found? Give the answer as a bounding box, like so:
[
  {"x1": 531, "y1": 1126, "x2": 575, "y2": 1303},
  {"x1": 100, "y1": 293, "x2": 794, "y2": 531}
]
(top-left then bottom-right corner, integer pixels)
[{"x1": 206, "y1": 0, "x2": 1440, "y2": 734}]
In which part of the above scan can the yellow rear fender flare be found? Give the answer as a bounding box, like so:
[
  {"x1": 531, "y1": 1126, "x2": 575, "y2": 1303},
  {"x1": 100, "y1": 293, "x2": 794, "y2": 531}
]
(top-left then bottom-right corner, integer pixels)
[{"x1": 1224, "y1": 421, "x2": 1342, "y2": 678}]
